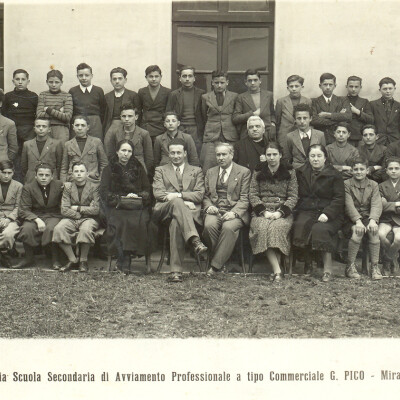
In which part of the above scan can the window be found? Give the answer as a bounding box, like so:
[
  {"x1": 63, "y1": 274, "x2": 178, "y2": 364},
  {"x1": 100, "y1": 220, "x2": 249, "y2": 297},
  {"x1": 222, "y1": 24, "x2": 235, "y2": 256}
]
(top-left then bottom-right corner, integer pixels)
[{"x1": 172, "y1": 1, "x2": 274, "y2": 93}]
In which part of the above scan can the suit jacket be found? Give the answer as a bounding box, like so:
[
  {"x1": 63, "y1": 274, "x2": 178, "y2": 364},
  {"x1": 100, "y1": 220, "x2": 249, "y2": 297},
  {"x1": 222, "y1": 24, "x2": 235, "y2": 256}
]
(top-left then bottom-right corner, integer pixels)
[
  {"x1": 0, "y1": 115, "x2": 18, "y2": 161},
  {"x1": 232, "y1": 90, "x2": 276, "y2": 139},
  {"x1": 203, "y1": 162, "x2": 251, "y2": 225},
  {"x1": 344, "y1": 177, "x2": 382, "y2": 223},
  {"x1": 103, "y1": 88, "x2": 141, "y2": 134},
  {"x1": 233, "y1": 136, "x2": 267, "y2": 171},
  {"x1": 283, "y1": 128, "x2": 325, "y2": 170},
  {"x1": 347, "y1": 96, "x2": 374, "y2": 141},
  {"x1": 276, "y1": 95, "x2": 312, "y2": 136},
  {"x1": 383, "y1": 139, "x2": 400, "y2": 165},
  {"x1": 138, "y1": 85, "x2": 171, "y2": 137},
  {"x1": 153, "y1": 162, "x2": 205, "y2": 224},
  {"x1": 61, "y1": 136, "x2": 108, "y2": 182},
  {"x1": 370, "y1": 98, "x2": 400, "y2": 145},
  {"x1": 0, "y1": 179, "x2": 23, "y2": 221},
  {"x1": 166, "y1": 86, "x2": 205, "y2": 137},
  {"x1": 19, "y1": 179, "x2": 63, "y2": 220},
  {"x1": 61, "y1": 181, "x2": 99, "y2": 219},
  {"x1": 21, "y1": 137, "x2": 63, "y2": 183},
  {"x1": 379, "y1": 178, "x2": 400, "y2": 222},
  {"x1": 201, "y1": 90, "x2": 238, "y2": 142}
]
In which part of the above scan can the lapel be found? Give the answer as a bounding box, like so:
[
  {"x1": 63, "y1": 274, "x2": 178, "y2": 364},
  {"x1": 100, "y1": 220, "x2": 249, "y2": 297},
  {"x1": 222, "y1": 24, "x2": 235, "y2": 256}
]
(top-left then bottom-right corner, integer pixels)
[
  {"x1": 243, "y1": 92, "x2": 256, "y2": 111},
  {"x1": 39, "y1": 138, "x2": 52, "y2": 160},
  {"x1": 70, "y1": 138, "x2": 82, "y2": 156},
  {"x1": 177, "y1": 88, "x2": 184, "y2": 112},
  {"x1": 329, "y1": 95, "x2": 339, "y2": 111},
  {"x1": 182, "y1": 164, "x2": 193, "y2": 191},
  {"x1": 72, "y1": 181, "x2": 91, "y2": 204},
  {"x1": 106, "y1": 92, "x2": 115, "y2": 116},
  {"x1": 81, "y1": 136, "x2": 95, "y2": 158},
  {"x1": 226, "y1": 163, "x2": 239, "y2": 194},
  {"x1": 4, "y1": 180, "x2": 17, "y2": 203},
  {"x1": 349, "y1": 178, "x2": 364, "y2": 205},
  {"x1": 209, "y1": 167, "x2": 219, "y2": 196},
  {"x1": 317, "y1": 95, "x2": 330, "y2": 112},
  {"x1": 292, "y1": 130, "x2": 306, "y2": 156},
  {"x1": 165, "y1": 163, "x2": 181, "y2": 193},
  {"x1": 29, "y1": 139, "x2": 40, "y2": 160},
  {"x1": 389, "y1": 102, "x2": 400, "y2": 123},
  {"x1": 376, "y1": 100, "x2": 388, "y2": 123},
  {"x1": 47, "y1": 180, "x2": 59, "y2": 205},
  {"x1": 260, "y1": 90, "x2": 269, "y2": 113},
  {"x1": 32, "y1": 181, "x2": 45, "y2": 207},
  {"x1": 146, "y1": 86, "x2": 160, "y2": 104},
  {"x1": 221, "y1": 91, "x2": 235, "y2": 111},
  {"x1": 70, "y1": 182, "x2": 80, "y2": 204},
  {"x1": 283, "y1": 95, "x2": 294, "y2": 118},
  {"x1": 208, "y1": 92, "x2": 219, "y2": 110}
]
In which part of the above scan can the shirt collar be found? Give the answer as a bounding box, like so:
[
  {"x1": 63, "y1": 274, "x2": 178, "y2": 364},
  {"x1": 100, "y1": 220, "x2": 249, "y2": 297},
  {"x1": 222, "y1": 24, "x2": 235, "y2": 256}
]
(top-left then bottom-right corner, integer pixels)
[
  {"x1": 174, "y1": 163, "x2": 185, "y2": 173},
  {"x1": 114, "y1": 89, "x2": 125, "y2": 98},
  {"x1": 299, "y1": 128, "x2": 311, "y2": 139},
  {"x1": 323, "y1": 94, "x2": 332, "y2": 103},
  {"x1": 220, "y1": 163, "x2": 233, "y2": 178},
  {"x1": 80, "y1": 84, "x2": 93, "y2": 93},
  {"x1": 381, "y1": 97, "x2": 394, "y2": 105}
]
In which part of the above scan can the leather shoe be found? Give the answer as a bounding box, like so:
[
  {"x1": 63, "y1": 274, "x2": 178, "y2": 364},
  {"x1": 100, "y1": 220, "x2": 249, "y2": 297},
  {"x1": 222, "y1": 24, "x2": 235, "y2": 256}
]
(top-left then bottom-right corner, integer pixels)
[
  {"x1": 79, "y1": 261, "x2": 89, "y2": 273},
  {"x1": 272, "y1": 272, "x2": 283, "y2": 282},
  {"x1": 12, "y1": 259, "x2": 34, "y2": 269},
  {"x1": 52, "y1": 261, "x2": 62, "y2": 271},
  {"x1": 191, "y1": 238, "x2": 208, "y2": 256},
  {"x1": 60, "y1": 261, "x2": 78, "y2": 273},
  {"x1": 206, "y1": 266, "x2": 220, "y2": 276},
  {"x1": 168, "y1": 272, "x2": 183, "y2": 283}
]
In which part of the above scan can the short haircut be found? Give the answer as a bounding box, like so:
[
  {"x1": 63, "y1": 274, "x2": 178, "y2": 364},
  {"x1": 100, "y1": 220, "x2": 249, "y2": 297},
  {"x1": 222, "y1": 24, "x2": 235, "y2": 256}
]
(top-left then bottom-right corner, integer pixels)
[
  {"x1": 71, "y1": 161, "x2": 88, "y2": 172},
  {"x1": 362, "y1": 124, "x2": 377, "y2": 134},
  {"x1": 293, "y1": 103, "x2": 312, "y2": 118},
  {"x1": 34, "y1": 117, "x2": 51, "y2": 125},
  {"x1": 215, "y1": 142, "x2": 234, "y2": 155},
  {"x1": 350, "y1": 156, "x2": 369, "y2": 168},
  {"x1": 110, "y1": 67, "x2": 127, "y2": 78},
  {"x1": 116, "y1": 139, "x2": 134, "y2": 153},
  {"x1": 320, "y1": 72, "x2": 336, "y2": 84},
  {"x1": 47, "y1": 70, "x2": 63, "y2": 81},
  {"x1": 35, "y1": 162, "x2": 53, "y2": 174},
  {"x1": 386, "y1": 157, "x2": 400, "y2": 167},
  {"x1": 211, "y1": 70, "x2": 229, "y2": 80},
  {"x1": 13, "y1": 69, "x2": 29, "y2": 79},
  {"x1": 334, "y1": 122, "x2": 350, "y2": 132},
  {"x1": 347, "y1": 75, "x2": 362, "y2": 85},
  {"x1": 0, "y1": 160, "x2": 14, "y2": 171},
  {"x1": 145, "y1": 65, "x2": 162, "y2": 76},
  {"x1": 379, "y1": 77, "x2": 396, "y2": 88},
  {"x1": 164, "y1": 111, "x2": 180, "y2": 121},
  {"x1": 0, "y1": 89, "x2": 4, "y2": 104},
  {"x1": 247, "y1": 115, "x2": 265, "y2": 129},
  {"x1": 307, "y1": 143, "x2": 328, "y2": 159},
  {"x1": 244, "y1": 69, "x2": 261, "y2": 79},
  {"x1": 287, "y1": 75, "x2": 304, "y2": 85},
  {"x1": 179, "y1": 65, "x2": 195, "y2": 76},
  {"x1": 76, "y1": 63, "x2": 92, "y2": 74},
  {"x1": 72, "y1": 115, "x2": 90, "y2": 125},
  {"x1": 120, "y1": 103, "x2": 138, "y2": 114},
  {"x1": 168, "y1": 137, "x2": 186, "y2": 151},
  {"x1": 265, "y1": 141, "x2": 283, "y2": 155}
]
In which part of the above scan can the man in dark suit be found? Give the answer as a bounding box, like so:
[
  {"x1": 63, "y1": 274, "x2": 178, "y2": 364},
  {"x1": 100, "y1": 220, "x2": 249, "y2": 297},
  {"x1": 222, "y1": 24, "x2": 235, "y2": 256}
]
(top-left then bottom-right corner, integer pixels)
[
  {"x1": 233, "y1": 69, "x2": 276, "y2": 140},
  {"x1": 311, "y1": 72, "x2": 352, "y2": 144},
  {"x1": 103, "y1": 67, "x2": 140, "y2": 135},
  {"x1": 370, "y1": 77, "x2": 400, "y2": 145},
  {"x1": 14, "y1": 163, "x2": 63, "y2": 269},
  {"x1": 152, "y1": 138, "x2": 207, "y2": 282},
  {"x1": 203, "y1": 142, "x2": 251, "y2": 274},
  {"x1": 138, "y1": 65, "x2": 171, "y2": 145},
  {"x1": 233, "y1": 116, "x2": 268, "y2": 172},
  {"x1": 166, "y1": 66, "x2": 205, "y2": 156}
]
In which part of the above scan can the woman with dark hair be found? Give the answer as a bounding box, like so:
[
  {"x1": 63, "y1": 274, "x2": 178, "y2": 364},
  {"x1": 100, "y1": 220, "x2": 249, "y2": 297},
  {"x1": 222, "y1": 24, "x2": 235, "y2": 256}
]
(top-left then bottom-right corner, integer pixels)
[
  {"x1": 249, "y1": 142, "x2": 298, "y2": 281},
  {"x1": 99, "y1": 139, "x2": 151, "y2": 272},
  {"x1": 292, "y1": 144, "x2": 345, "y2": 282}
]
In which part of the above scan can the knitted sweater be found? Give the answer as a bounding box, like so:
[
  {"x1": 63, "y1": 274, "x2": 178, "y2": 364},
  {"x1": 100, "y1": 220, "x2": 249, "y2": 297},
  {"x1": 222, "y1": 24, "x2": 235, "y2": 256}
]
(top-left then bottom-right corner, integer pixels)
[
  {"x1": 2, "y1": 89, "x2": 38, "y2": 126},
  {"x1": 68, "y1": 85, "x2": 106, "y2": 121},
  {"x1": 36, "y1": 90, "x2": 73, "y2": 126}
]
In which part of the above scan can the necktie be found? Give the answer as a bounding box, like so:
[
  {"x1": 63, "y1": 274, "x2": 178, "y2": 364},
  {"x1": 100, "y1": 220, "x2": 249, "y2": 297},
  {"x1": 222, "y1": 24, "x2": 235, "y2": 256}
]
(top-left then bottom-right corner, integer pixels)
[
  {"x1": 175, "y1": 167, "x2": 183, "y2": 191},
  {"x1": 327, "y1": 98, "x2": 331, "y2": 105},
  {"x1": 220, "y1": 169, "x2": 227, "y2": 184}
]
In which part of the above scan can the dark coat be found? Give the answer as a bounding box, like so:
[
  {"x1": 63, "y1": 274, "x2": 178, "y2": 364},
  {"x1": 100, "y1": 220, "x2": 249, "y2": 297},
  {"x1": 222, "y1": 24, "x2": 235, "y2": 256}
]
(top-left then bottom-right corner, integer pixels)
[
  {"x1": 233, "y1": 136, "x2": 267, "y2": 172},
  {"x1": 347, "y1": 96, "x2": 374, "y2": 142},
  {"x1": 370, "y1": 98, "x2": 400, "y2": 145}
]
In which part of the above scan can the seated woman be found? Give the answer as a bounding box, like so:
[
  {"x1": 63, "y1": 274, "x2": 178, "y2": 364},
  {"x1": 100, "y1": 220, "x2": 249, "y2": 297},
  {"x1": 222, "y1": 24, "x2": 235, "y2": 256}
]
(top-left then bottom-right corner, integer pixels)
[
  {"x1": 249, "y1": 142, "x2": 298, "y2": 281},
  {"x1": 292, "y1": 144, "x2": 345, "y2": 282},
  {"x1": 99, "y1": 139, "x2": 152, "y2": 272},
  {"x1": 0, "y1": 160, "x2": 23, "y2": 267}
]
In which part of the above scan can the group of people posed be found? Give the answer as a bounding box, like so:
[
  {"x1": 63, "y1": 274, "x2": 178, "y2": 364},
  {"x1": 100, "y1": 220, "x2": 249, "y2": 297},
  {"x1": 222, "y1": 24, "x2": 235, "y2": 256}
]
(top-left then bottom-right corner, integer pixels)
[{"x1": 0, "y1": 62, "x2": 400, "y2": 283}]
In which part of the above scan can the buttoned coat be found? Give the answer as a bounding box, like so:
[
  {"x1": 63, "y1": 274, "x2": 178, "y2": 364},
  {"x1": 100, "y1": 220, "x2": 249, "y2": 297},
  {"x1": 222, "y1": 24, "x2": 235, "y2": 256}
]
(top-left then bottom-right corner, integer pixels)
[
  {"x1": 60, "y1": 136, "x2": 108, "y2": 182},
  {"x1": 0, "y1": 114, "x2": 18, "y2": 161},
  {"x1": 347, "y1": 96, "x2": 374, "y2": 142},
  {"x1": 153, "y1": 163, "x2": 205, "y2": 224},
  {"x1": 379, "y1": 178, "x2": 400, "y2": 224},
  {"x1": 0, "y1": 179, "x2": 22, "y2": 221},
  {"x1": 203, "y1": 162, "x2": 251, "y2": 225},
  {"x1": 233, "y1": 136, "x2": 267, "y2": 172},
  {"x1": 21, "y1": 137, "x2": 63, "y2": 183},
  {"x1": 370, "y1": 98, "x2": 400, "y2": 145}
]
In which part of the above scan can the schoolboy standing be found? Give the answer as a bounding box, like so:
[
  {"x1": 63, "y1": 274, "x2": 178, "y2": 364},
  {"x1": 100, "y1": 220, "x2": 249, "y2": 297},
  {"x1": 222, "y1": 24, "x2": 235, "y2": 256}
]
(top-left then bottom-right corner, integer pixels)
[
  {"x1": 138, "y1": 65, "x2": 171, "y2": 144},
  {"x1": 0, "y1": 90, "x2": 18, "y2": 163},
  {"x1": 166, "y1": 66, "x2": 205, "y2": 156},
  {"x1": 370, "y1": 77, "x2": 400, "y2": 145},
  {"x1": 103, "y1": 67, "x2": 140, "y2": 135},
  {"x1": 311, "y1": 72, "x2": 351, "y2": 144},
  {"x1": 69, "y1": 63, "x2": 106, "y2": 140}
]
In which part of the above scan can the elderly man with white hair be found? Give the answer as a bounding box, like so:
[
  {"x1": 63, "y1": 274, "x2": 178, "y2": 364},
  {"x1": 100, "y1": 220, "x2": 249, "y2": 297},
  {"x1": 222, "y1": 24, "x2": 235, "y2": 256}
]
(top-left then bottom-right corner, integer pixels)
[{"x1": 233, "y1": 116, "x2": 269, "y2": 171}]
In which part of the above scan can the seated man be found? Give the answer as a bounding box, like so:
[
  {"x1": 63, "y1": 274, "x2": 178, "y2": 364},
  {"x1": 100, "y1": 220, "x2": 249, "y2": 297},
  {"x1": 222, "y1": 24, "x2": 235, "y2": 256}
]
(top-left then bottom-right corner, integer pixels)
[
  {"x1": 203, "y1": 142, "x2": 251, "y2": 274},
  {"x1": 15, "y1": 163, "x2": 63, "y2": 269},
  {"x1": 233, "y1": 116, "x2": 268, "y2": 172},
  {"x1": 152, "y1": 138, "x2": 207, "y2": 283},
  {"x1": 53, "y1": 161, "x2": 100, "y2": 273}
]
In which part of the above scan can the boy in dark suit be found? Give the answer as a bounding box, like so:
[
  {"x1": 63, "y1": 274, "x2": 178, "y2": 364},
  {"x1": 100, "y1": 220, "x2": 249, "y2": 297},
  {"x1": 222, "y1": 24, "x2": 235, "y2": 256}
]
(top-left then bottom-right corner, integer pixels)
[
  {"x1": 370, "y1": 77, "x2": 400, "y2": 145},
  {"x1": 69, "y1": 63, "x2": 106, "y2": 140},
  {"x1": 311, "y1": 72, "x2": 352, "y2": 144},
  {"x1": 138, "y1": 65, "x2": 171, "y2": 144}
]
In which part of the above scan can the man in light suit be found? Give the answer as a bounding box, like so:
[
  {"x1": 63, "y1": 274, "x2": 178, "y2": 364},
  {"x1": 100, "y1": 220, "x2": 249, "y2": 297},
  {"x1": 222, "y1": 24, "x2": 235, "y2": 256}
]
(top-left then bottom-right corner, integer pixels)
[
  {"x1": 152, "y1": 137, "x2": 207, "y2": 282},
  {"x1": 103, "y1": 67, "x2": 141, "y2": 135},
  {"x1": 232, "y1": 68, "x2": 276, "y2": 140},
  {"x1": 200, "y1": 70, "x2": 239, "y2": 171},
  {"x1": 203, "y1": 142, "x2": 251, "y2": 275}
]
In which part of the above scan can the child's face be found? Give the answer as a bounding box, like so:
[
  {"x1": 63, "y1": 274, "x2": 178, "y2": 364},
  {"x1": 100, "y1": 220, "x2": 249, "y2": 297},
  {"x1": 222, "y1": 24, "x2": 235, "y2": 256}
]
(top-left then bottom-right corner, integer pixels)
[
  {"x1": 362, "y1": 128, "x2": 377, "y2": 146},
  {"x1": 34, "y1": 120, "x2": 51, "y2": 138},
  {"x1": 352, "y1": 163, "x2": 368, "y2": 181},
  {"x1": 334, "y1": 126, "x2": 349, "y2": 144},
  {"x1": 245, "y1": 74, "x2": 261, "y2": 93},
  {"x1": 73, "y1": 119, "x2": 89, "y2": 138},
  {"x1": 380, "y1": 83, "x2": 396, "y2": 100},
  {"x1": 164, "y1": 115, "x2": 180, "y2": 132},
  {"x1": 294, "y1": 111, "x2": 312, "y2": 132},
  {"x1": 179, "y1": 69, "x2": 195, "y2": 89},
  {"x1": 346, "y1": 80, "x2": 361, "y2": 97},
  {"x1": 146, "y1": 71, "x2": 162, "y2": 88},
  {"x1": 287, "y1": 81, "x2": 303, "y2": 98},
  {"x1": 387, "y1": 161, "x2": 400, "y2": 180},
  {"x1": 0, "y1": 168, "x2": 14, "y2": 184},
  {"x1": 12, "y1": 73, "x2": 29, "y2": 91},
  {"x1": 120, "y1": 109, "x2": 138, "y2": 129},
  {"x1": 110, "y1": 73, "x2": 127, "y2": 91},
  {"x1": 212, "y1": 77, "x2": 228, "y2": 93},
  {"x1": 319, "y1": 79, "x2": 336, "y2": 97},
  {"x1": 72, "y1": 165, "x2": 88, "y2": 184},
  {"x1": 47, "y1": 77, "x2": 63, "y2": 93},
  {"x1": 77, "y1": 68, "x2": 93, "y2": 87}
]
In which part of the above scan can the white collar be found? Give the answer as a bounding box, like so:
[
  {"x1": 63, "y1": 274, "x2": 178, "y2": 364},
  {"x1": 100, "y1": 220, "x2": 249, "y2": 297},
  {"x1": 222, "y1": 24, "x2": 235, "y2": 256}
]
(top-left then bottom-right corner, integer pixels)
[
  {"x1": 323, "y1": 94, "x2": 332, "y2": 103},
  {"x1": 174, "y1": 163, "x2": 185, "y2": 173},
  {"x1": 219, "y1": 163, "x2": 233, "y2": 178},
  {"x1": 299, "y1": 129, "x2": 311, "y2": 139},
  {"x1": 80, "y1": 84, "x2": 93, "y2": 93},
  {"x1": 114, "y1": 89, "x2": 125, "y2": 98}
]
